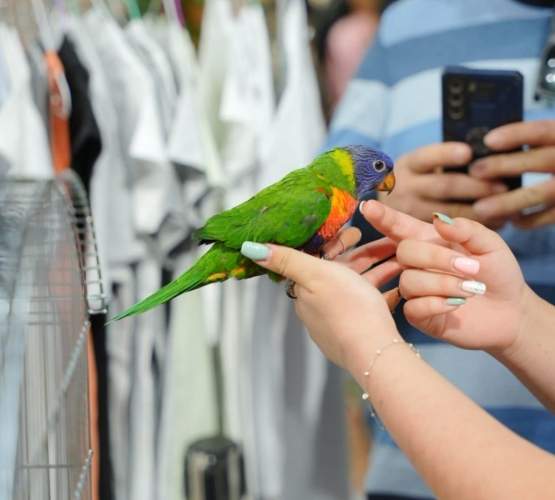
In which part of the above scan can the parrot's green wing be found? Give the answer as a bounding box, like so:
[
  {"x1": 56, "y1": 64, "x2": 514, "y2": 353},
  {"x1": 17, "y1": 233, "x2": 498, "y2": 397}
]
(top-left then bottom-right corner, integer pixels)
[{"x1": 196, "y1": 168, "x2": 332, "y2": 249}]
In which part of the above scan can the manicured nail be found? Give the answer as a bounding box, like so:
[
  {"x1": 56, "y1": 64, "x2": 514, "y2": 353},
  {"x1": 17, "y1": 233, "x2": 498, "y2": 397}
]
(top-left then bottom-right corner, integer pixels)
[
  {"x1": 241, "y1": 241, "x2": 270, "y2": 261},
  {"x1": 446, "y1": 297, "x2": 466, "y2": 306},
  {"x1": 433, "y1": 212, "x2": 454, "y2": 224},
  {"x1": 453, "y1": 256, "x2": 480, "y2": 275},
  {"x1": 461, "y1": 280, "x2": 486, "y2": 295},
  {"x1": 359, "y1": 201, "x2": 365, "y2": 213}
]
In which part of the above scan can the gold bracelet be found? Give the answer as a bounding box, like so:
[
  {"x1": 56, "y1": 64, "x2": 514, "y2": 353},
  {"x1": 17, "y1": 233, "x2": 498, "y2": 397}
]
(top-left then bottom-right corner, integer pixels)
[{"x1": 361, "y1": 339, "x2": 421, "y2": 401}]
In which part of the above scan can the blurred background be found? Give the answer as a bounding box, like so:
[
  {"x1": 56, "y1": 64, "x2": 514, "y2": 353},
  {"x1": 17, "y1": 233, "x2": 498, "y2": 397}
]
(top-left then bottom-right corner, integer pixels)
[{"x1": 0, "y1": 1, "x2": 393, "y2": 499}]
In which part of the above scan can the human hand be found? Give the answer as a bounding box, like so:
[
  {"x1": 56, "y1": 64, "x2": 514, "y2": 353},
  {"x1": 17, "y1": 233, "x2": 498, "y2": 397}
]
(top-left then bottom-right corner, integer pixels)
[
  {"x1": 378, "y1": 142, "x2": 507, "y2": 222},
  {"x1": 470, "y1": 120, "x2": 555, "y2": 228},
  {"x1": 240, "y1": 240, "x2": 400, "y2": 370},
  {"x1": 358, "y1": 200, "x2": 533, "y2": 353}
]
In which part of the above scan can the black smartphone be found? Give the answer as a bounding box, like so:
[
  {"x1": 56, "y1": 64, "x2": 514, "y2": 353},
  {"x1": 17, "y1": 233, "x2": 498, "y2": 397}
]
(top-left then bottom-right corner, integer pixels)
[{"x1": 442, "y1": 66, "x2": 523, "y2": 190}]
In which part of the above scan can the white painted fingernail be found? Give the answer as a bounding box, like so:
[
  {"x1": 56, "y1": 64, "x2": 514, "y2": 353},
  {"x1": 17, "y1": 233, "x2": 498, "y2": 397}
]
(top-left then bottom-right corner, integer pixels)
[
  {"x1": 359, "y1": 201, "x2": 366, "y2": 212},
  {"x1": 461, "y1": 280, "x2": 486, "y2": 295}
]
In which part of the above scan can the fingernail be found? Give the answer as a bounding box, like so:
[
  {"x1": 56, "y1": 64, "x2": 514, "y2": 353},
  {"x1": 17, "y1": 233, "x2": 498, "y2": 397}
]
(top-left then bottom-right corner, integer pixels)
[
  {"x1": 473, "y1": 200, "x2": 494, "y2": 217},
  {"x1": 469, "y1": 160, "x2": 487, "y2": 177},
  {"x1": 453, "y1": 257, "x2": 480, "y2": 275},
  {"x1": 453, "y1": 144, "x2": 470, "y2": 162},
  {"x1": 461, "y1": 280, "x2": 487, "y2": 295},
  {"x1": 433, "y1": 212, "x2": 454, "y2": 224},
  {"x1": 241, "y1": 241, "x2": 270, "y2": 261},
  {"x1": 446, "y1": 297, "x2": 466, "y2": 306},
  {"x1": 359, "y1": 201, "x2": 365, "y2": 213},
  {"x1": 484, "y1": 130, "x2": 502, "y2": 148},
  {"x1": 492, "y1": 183, "x2": 508, "y2": 194}
]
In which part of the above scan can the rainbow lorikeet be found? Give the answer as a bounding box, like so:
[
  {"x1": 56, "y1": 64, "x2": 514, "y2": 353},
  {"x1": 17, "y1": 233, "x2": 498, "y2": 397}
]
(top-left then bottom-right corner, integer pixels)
[{"x1": 111, "y1": 146, "x2": 395, "y2": 321}]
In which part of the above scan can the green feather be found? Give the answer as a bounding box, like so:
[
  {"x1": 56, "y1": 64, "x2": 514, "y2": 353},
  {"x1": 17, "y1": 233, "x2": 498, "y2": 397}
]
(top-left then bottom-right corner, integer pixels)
[
  {"x1": 111, "y1": 149, "x2": 356, "y2": 321},
  {"x1": 109, "y1": 243, "x2": 264, "y2": 322}
]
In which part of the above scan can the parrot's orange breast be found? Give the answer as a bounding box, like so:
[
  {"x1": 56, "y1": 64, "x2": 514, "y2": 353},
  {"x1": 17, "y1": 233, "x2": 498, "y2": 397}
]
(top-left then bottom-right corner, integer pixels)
[{"x1": 317, "y1": 188, "x2": 358, "y2": 241}]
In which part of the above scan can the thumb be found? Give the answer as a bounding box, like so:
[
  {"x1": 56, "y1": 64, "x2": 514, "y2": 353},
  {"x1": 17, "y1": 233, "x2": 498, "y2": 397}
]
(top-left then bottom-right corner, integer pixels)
[
  {"x1": 240, "y1": 241, "x2": 322, "y2": 286},
  {"x1": 432, "y1": 212, "x2": 505, "y2": 256}
]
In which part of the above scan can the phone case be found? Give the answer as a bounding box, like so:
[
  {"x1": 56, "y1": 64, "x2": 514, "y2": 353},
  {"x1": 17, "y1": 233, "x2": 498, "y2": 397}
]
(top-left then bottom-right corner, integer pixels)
[{"x1": 442, "y1": 66, "x2": 523, "y2": 190}]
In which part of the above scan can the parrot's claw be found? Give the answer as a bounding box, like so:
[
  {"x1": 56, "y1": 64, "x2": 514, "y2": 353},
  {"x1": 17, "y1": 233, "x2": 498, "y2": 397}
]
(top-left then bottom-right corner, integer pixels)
[{"x1": 286, "y1": 280, "x2": 297, "y2": 299}]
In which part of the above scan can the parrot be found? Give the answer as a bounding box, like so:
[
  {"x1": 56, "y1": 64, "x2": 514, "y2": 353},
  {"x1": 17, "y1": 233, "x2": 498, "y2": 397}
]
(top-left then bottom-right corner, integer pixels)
[{"x1": 111, "y1": 146, "x2": 395, "y2": 321}]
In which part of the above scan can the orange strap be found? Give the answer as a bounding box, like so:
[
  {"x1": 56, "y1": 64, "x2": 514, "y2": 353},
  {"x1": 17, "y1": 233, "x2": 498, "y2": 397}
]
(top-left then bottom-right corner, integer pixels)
[{"x1": 45, "y1": 51, "x2": 71, "y2": 173}]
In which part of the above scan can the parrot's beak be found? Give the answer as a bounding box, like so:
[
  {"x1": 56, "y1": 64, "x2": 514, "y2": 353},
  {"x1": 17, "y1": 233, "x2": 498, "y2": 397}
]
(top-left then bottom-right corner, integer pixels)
[{"x1": 376, "y1": 172, "x2": 396, "y2": 194}]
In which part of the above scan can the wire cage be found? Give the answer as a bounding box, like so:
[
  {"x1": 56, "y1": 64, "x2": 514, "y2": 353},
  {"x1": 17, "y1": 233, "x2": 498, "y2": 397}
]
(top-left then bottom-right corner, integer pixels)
[{"x1": 0, "y1": 171, "x2": 106, "y2": 500}]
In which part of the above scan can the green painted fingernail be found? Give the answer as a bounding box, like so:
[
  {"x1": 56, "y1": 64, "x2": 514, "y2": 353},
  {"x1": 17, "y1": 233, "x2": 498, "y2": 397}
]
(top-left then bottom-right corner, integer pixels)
[
  {"x1": 446, "y1": 297, "x2": 466, "y2": 306},
  {"x1": 241, "y1": 241, "x2": 269, "y2": 261},
  {"x1": 433, "y1": 212, "x2": 454, "y2": 225}
]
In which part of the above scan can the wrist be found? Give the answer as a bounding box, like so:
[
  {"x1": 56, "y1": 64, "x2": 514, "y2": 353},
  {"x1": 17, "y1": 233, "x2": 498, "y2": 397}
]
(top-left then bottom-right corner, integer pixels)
[
  {"x1": 340, "y1": 324, "x2": 403, "y2": 386},
  {"x1": 490, "y1": 285, "x2": 545, "y2": 364}
]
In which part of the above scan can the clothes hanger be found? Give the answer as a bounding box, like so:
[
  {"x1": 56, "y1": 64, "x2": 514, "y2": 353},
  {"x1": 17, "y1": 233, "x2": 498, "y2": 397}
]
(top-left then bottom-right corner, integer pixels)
[
  {"x1": 30, "y1": 0, "x2": 72, "y2": 116},
  {"x1": 124, "y1": 0, "x2": 141, "y2": 19}
]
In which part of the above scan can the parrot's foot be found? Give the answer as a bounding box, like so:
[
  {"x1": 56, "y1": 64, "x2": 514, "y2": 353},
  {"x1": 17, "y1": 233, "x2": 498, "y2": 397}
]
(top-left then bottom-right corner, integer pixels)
[{"x1": 285, "y1": 280, "x2": 297, "y2": 299}]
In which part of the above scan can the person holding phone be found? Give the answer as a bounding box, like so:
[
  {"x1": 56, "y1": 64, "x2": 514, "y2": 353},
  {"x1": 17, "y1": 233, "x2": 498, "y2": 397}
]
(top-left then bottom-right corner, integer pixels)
[
  {"x1": 325, "y1": 0, "x2": 555, "y2": 498},
  {"x1": 238, "y1": 200, "x2": 555, "y2": 499}
]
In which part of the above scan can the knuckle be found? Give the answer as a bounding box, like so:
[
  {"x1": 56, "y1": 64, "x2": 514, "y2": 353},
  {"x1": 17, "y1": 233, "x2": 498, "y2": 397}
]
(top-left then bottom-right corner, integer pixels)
[{"x1": 276, "y1": 252, "x2": 290, "y2": 277}]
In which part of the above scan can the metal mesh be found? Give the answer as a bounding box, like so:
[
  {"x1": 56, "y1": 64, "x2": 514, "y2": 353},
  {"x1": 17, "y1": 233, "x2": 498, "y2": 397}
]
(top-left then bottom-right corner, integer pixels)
[{"x1": 0, "y1": 171, "x2": 103, "y2": 500}]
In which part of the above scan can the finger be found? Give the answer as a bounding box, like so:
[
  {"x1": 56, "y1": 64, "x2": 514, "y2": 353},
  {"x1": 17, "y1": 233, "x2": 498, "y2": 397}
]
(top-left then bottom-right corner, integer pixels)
[
  {"x1": 403, "y1": 296, "x2": 466, "y2": 336},
  {"x1": 412, "y1": 173, "x2": 507, "y2": 200},
  {"x1": 431, "y1": 212, "x2": 505, "y2": 255},
  {"x1": 362, "y1": 257, "x2": 403, "y2": 287},
  {"x1": 406, "y1": 142, "x2": 472, "y2": 174},
  {"x1": 360, "y1": 200, "x2": 434, "y2": 241},
  {"x1": 322, "y1": 226, "x2": 362, "y2": 259},
  {"x1": 399, "y1": 269, "x2": 486, "y2": 300},
  {"x1": 473, "y1": 181, "x2": 555, "y2": 220},
  {"x1": 470, "y1": 147, "x2": 555, "y2": 179},
  {"x1": 383, "y1": 287, "x2": 402, "y2": 312},
  {"x1": 339, "y1": 237, "x2": 397, "y2": 273},
  {"x1": 240, "y1": 241, "x2": 322, "y2": 287},
  {"x1": 513, "y1": 204, "x2": 555, "y2": 229},
  {"x1": 396, "y1": 239, "x2": 481, "y2": 276},
  {"x1": 485, "y1": 120, "x2": 555, "y2": 150}
]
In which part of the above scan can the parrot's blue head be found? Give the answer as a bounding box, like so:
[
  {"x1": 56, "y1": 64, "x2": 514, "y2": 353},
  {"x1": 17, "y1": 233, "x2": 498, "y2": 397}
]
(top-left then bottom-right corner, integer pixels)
[{"x1": 345, "y1": 146, "x2": 395, "y2": 200}]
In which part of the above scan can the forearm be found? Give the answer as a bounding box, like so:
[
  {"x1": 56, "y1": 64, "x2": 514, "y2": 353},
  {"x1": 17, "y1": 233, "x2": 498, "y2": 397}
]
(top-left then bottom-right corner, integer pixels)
[
  {"x1": 491, "y1": 287, "x2": 555, "y2": 413},
  {"x1": 345, "y1": 334, "x2": 555, "y2": 499}
]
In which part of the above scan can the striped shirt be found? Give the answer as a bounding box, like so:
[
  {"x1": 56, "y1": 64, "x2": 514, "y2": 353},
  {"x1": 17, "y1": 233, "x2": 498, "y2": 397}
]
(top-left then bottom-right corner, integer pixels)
[{"x1": 326, "y1": 1, "x2": 555, "y2": 497}]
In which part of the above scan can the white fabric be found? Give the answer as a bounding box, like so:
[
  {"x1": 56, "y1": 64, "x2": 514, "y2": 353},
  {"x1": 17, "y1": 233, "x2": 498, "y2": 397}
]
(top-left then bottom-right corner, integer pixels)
[
  {"x1": 0, "y1": 26, "x2": 53, "y2": 179},
  {"x1": 158, "y1": 250, "x2": 219, "y2": 500},
  {"x1": 250, "y1": 0, "x2": 347, "y2": 498}
]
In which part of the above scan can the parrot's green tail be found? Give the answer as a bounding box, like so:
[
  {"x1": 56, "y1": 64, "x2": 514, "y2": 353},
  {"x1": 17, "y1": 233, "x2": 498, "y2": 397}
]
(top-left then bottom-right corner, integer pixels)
[{"x1": 109, "y1": 243, "x2": 264, "y2": 322}]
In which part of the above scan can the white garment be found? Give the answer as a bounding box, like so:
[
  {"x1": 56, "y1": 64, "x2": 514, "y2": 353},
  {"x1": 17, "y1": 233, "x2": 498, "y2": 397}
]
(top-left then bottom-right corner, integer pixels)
[
  {"x1": 158, "y1": 249, "x2": 219, "y2": 500},
  {"x1": 250, "y1": 0, "x2": 348, "y2": 498},
  {"x1": 0, "y1": 26, "x2": 53, "y2": 179}
]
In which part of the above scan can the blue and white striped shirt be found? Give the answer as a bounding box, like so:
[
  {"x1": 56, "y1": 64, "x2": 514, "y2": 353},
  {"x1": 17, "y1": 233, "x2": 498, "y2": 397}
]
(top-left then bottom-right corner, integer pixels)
[{"x1": 326, "y1": 1, "x2": 555, "y2": 497}]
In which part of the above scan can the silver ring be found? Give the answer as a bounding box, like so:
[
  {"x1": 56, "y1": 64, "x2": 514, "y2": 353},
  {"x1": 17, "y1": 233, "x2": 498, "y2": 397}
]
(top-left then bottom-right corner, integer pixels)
[{"x1": 286, "y1": 280, "x2": 297, "y2": 299}]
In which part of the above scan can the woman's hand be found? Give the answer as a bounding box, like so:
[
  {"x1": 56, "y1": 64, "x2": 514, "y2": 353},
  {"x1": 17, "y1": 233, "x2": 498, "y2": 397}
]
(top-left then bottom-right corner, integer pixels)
[
  {"x1": 470, "y1": 120, "x2": 555, "y2": 228},
  {"x1": 240, "y1": 240, "x2": 400, "y2": 370},
  {"x1": 355, "y1": 200, "x2": 534, "y2": 354}
]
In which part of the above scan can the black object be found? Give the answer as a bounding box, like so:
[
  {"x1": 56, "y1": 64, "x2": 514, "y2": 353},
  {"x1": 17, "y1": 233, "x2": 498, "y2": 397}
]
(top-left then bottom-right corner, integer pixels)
[
  {"x1": 184, "y1": 436, "x2": 246, "y2": 500},
  {"x1": 442, "y1": 66, "x2": 523, "y2": 191},
  {"x1": 58, "y1": 36, "x2": 102, "y2": 194}
]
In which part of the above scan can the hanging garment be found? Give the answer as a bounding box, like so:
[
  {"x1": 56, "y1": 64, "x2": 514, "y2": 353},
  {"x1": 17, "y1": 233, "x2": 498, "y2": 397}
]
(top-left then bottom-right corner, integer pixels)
[
  {"x1": 58, "y1": 36, "x2": 102, "y2": 194},
  {"x1": 25, "y1": 43, "x2": 49, "y2": 130},
  {"x1": 0, "y1": 25, "x2": 53, "y2": 179},
  {"x1": 250, "y1": 0, "x2": 349, "y2": 498},
  {"x1": 44, "y1": 50, "x2": 72, "y2": 173}
]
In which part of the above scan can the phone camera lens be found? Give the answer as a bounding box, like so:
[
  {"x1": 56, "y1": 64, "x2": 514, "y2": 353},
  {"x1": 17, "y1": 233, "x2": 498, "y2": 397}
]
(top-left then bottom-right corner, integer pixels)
[{"x1": 449, "y1": 79, "x2": 464, "y2": 94}]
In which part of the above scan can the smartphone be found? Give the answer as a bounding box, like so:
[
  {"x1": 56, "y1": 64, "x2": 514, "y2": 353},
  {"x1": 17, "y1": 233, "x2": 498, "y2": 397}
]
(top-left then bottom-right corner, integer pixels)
[{"x1": 442, "y1": 66, "x2": 523, "y2": 190}]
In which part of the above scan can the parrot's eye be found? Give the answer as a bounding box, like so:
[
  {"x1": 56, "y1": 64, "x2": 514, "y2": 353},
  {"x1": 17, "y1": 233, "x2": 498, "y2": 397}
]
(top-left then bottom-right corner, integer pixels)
[{"x1": 373, "y1": 160, "x2": 386, "y2": 172}]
